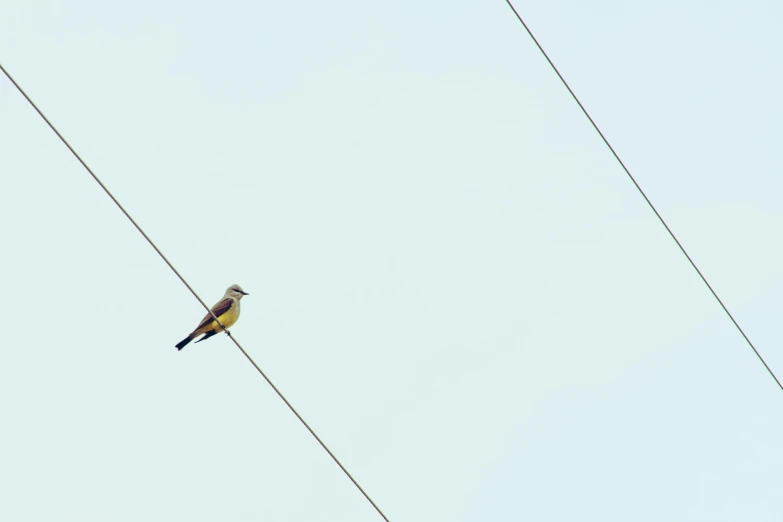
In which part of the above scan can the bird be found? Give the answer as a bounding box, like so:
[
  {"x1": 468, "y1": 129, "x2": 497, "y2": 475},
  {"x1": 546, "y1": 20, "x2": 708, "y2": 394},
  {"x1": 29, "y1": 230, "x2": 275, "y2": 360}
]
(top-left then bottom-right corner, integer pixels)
[{"x1": 175, "y1": 284, "x2": 249, "y2": 350}]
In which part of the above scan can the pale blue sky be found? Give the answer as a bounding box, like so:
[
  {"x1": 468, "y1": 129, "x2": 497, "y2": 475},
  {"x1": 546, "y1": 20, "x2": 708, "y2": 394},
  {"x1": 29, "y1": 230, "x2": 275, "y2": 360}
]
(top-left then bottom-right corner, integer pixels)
[{"x1": 2, "y1": 1, "x2": 783, "y2": 520}]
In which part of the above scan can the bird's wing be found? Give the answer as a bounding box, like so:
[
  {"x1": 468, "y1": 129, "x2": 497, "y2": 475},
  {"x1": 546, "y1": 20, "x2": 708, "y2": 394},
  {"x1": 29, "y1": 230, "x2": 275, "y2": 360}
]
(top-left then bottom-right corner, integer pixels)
[{"x1": 194, "y1": 297, "x2": 235, "y2": 331}]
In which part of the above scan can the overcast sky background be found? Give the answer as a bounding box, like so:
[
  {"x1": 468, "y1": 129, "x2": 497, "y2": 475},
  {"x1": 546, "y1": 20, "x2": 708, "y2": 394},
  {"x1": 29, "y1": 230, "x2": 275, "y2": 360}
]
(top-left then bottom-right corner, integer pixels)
[{"x1": 2, "y1": 1, "x2": 783, "y2": 520}]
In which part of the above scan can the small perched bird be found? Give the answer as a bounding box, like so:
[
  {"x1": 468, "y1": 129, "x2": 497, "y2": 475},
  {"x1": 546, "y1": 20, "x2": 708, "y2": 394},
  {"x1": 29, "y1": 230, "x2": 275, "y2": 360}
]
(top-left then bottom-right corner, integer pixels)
[{"x1": 176, "y1": 284, "x2": 249, "y2": 350}]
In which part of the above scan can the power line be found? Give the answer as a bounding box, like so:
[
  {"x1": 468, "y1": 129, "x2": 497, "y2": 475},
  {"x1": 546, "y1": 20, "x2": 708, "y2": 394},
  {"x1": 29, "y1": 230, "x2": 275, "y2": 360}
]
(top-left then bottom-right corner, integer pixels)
[
  {"x1": 502, "y1": 1, "x2": 783, "y2": 392},
  {"x1": 0, "y1": 62, "x2": 390, "y2": 522}
]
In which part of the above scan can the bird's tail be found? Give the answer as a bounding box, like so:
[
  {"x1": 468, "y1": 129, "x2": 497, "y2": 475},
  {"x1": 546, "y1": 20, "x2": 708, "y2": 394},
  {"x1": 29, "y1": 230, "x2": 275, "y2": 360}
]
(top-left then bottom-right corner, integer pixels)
[{"x1": 176, "y1": 334, "x2": 194, "y2": 351}]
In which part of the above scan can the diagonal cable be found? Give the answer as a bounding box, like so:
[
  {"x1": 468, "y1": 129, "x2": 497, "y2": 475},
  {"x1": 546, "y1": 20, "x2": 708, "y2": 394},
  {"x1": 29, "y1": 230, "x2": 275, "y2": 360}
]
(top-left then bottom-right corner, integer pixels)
[
  {"x1": 0, "y1": 61, "x2": 390, "y2": 522},
  {"x1": 503, "y1": 1, "x2": 783, "y2": 391}
]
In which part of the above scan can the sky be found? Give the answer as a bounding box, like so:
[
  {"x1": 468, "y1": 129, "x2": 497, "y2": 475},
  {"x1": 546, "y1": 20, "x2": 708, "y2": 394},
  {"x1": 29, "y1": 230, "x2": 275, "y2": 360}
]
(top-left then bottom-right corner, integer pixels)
[{"x1": 1, "y1": 1, "x2": 783, "y2": 520}]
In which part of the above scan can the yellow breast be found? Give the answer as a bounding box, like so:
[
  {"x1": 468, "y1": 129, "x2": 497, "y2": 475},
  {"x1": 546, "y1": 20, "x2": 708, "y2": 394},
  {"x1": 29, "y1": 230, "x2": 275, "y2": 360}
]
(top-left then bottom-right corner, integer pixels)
[{"x1": 216, "y1": 300, "x2": 241, "y2": 329}]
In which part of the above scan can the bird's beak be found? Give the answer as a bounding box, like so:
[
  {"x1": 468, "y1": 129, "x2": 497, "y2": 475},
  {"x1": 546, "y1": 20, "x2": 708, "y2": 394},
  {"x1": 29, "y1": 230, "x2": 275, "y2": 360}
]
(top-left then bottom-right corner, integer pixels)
[{"x1": 242, "y1": 291, "x2": 250, "y2": 295}]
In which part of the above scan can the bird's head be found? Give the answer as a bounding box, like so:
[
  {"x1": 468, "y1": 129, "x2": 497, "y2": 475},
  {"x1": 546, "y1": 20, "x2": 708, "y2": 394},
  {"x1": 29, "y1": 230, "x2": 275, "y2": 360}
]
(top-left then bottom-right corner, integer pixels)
[{"x1": 226, "y1": 284, "x2": 249, "y2": 299}]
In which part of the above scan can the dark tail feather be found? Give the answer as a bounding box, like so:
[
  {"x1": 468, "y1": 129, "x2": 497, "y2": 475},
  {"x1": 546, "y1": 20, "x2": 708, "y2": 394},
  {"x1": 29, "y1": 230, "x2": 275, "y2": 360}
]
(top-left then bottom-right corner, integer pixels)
[
  {"x1": 176, "y1": 334, "x2": 194, "y2": 351},
  {"x1": 194, "y1": 330, "x2": 218, "y2": 344}
]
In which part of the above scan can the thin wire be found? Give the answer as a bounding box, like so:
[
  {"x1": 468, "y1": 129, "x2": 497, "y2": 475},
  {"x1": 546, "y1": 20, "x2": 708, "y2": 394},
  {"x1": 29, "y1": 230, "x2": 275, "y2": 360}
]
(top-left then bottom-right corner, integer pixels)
[
  {"x1": 503, "y1": 1, "x2": 783, "y2": 392},
  {"x1": 0, "y1": 62, "x2": 391, "y2": 522}
]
